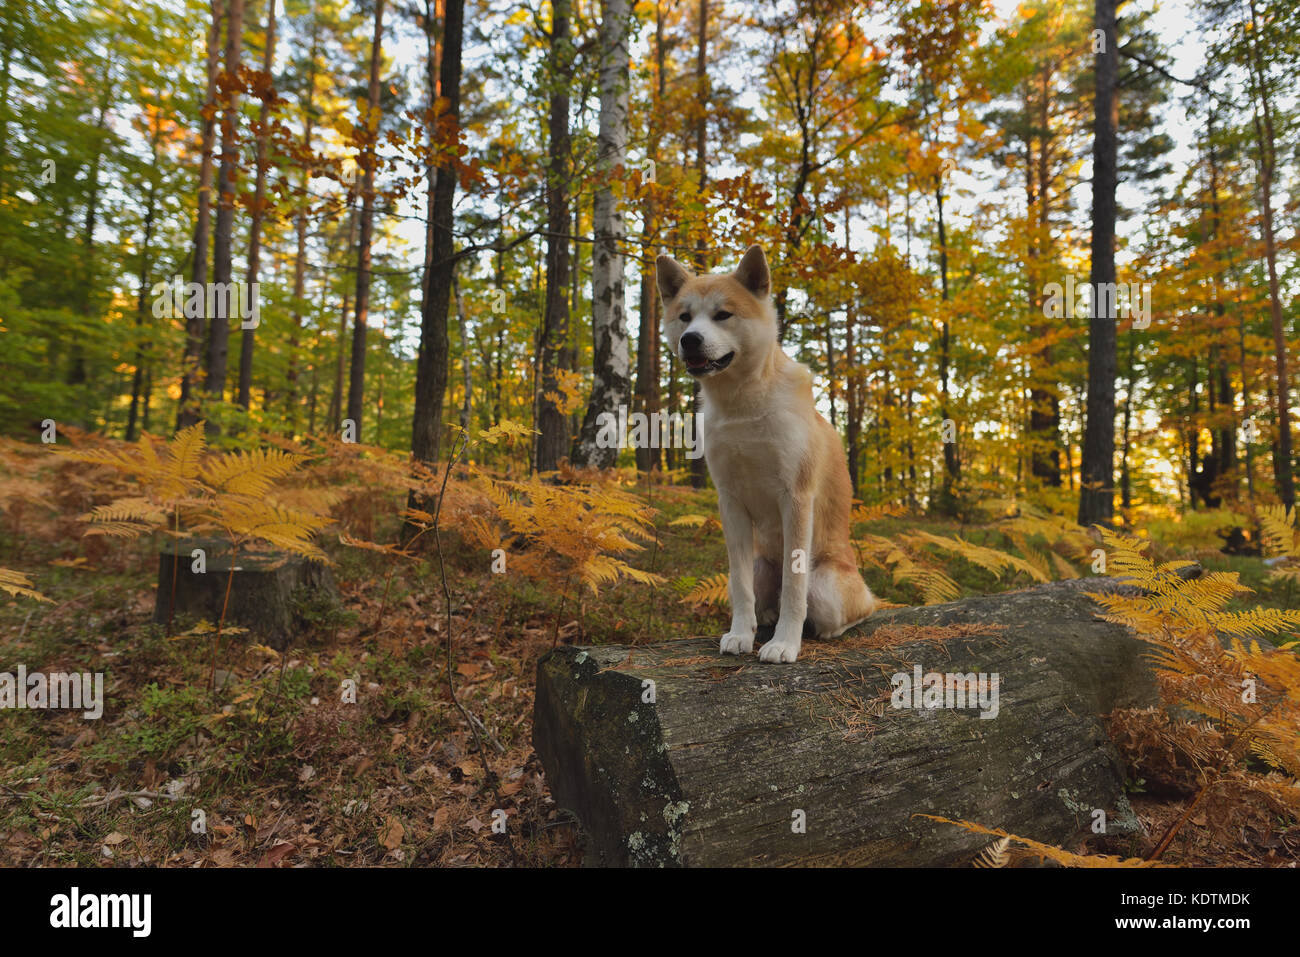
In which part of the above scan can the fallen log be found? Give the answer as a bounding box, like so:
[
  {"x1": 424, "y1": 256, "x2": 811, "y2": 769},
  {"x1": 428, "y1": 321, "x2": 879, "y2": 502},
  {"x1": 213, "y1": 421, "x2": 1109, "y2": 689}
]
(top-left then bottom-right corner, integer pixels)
[
  {"x1": 154, "y1": 538, "x2": 337, "y2": 650},
  {"x1": 534, "y1": 575, "x2": 1168, "y2": 867}
]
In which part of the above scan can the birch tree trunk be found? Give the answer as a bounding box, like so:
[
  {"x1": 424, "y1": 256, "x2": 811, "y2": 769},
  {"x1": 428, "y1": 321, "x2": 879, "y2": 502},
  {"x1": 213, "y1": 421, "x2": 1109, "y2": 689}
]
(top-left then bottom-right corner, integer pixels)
[
  {"x1": 573, "y1": 0, "x2": 631, "y2": 468},
  {"x1": 535, "y1": 0, "x2": 574, "y2": 472}
]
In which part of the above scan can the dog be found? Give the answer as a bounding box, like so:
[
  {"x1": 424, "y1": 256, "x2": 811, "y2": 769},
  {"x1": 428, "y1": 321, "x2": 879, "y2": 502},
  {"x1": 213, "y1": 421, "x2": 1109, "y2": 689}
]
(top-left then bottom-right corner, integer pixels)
[{"x1": 656, "y1": 245, "x2": 878, "y2": 663}]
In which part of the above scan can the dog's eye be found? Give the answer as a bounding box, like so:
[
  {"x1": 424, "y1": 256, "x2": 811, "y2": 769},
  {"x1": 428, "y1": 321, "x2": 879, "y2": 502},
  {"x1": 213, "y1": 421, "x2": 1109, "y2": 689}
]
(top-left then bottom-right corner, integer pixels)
[{"x1": 714, "y1": 310, "x2": 732, "y2": 321}]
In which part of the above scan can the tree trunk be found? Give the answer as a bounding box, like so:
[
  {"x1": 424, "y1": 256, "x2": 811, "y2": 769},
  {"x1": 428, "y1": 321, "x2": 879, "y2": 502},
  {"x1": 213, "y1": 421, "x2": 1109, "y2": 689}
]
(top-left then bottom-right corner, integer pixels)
[
  {"x1": 453, "y1": 272, "x2": 472, "y2": 430},
  {"x1": 178, "y1": 0, "x2": 225, "y2": 430},
  {"x1": 573, "y1": 0, "x2": 632, "y2": 469},
  {"x1": 68, "y1": 88, "x2": 111, "y2": 401},
  {"x1": 535, "y1": 0, "x2": 574, "y2": 472},
  {"x1": 1078, "y1": 0, "x2": 1118, "y2": 528},
  {"x1": 328, "y1": 203, "x2": 357, "y2": 432},
  {"x1": 1026, "y1": 77, "x2": 1060, "y2": 489},
  {"x1": 690, "y1": 21, "x2": 707, "y2": 501},
  {"x1": 408, "y1": 0, "x2": 464, "y2": 494},
  {"x1": 1246, "y1": 0, "x2": 1294, "y2": 507},
  {"x1": 345, "y1": 0, "x2": 386, "y2": 442},
  {"x1": 206, "y1": 0, "x2": 247, "y2": 411},
  {"x1": 535, "y1": 575, "x2": 1164, "y2": 867},
  {"x1": 935, "y1": 177, "x2": 960, "y2": 513},
  {"x1": 633, "y1": 0, "x2": 666, "y2": 474},
  {"x1": 126, "y1": 146, "x2": 160, "y2": 442},
  {"x1": 236, "y1": 0, "x2": 278, "y2": 410},
  {"x1": 286, "y1": 18, "x2": 319, "y2": 432}
]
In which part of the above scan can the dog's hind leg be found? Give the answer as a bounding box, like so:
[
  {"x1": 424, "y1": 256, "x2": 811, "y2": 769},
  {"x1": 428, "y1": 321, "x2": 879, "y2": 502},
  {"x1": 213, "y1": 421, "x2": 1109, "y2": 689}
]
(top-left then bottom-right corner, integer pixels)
[
  {"x1": 753, "y1": 556, "x2": 781, "y2": 626},
  {"x1": 807, "y1": 560, "x2": 878, "y2": 639}
]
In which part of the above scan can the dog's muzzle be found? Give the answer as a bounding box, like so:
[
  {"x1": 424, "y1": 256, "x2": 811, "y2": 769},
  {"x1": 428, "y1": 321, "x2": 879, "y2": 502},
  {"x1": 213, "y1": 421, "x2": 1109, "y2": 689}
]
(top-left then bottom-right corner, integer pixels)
[{"x1": 680, "y1": 332, "x2": 735, "y2": 376}]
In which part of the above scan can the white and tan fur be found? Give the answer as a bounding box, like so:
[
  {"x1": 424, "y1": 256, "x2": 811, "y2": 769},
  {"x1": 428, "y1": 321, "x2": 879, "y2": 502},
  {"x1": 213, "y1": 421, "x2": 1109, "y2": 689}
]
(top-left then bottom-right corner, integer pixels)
[{"x1": 657, "y1": 245, "x2": 878, "y2": 663}]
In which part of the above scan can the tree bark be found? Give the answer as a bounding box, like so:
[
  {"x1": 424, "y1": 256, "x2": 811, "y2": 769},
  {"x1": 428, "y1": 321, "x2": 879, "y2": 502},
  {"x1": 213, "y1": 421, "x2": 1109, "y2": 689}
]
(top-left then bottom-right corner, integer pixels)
[
  {"x1": 236, "y1": 0, "x2": 278, "y2": 410},
  {"x1": 535, "y1": 0, "x2": 574, "y2": 472},
  {"x1": 126, "y1": 132, "x2": 161, "y2": 442},
  {"x1": 345, "y1": 0, "x2": 386, "y2": 442},
  {"x1": 286, "y1": 13, "x2": 320, "y2": 432},
  {"x1": 408, "y1": 0, "x2": 464, "y2": 492},
  {"x1": 573, "y1": 0, "x2": 632, "y2": 468},
  {"x1": 206, "y1": 0, "x2": 247, "y2": 411},
  {"x1": 1078, "y1": 0, "x2": 1119, "y2": 528},
  {"x1": 178, "y1": 0, "x2": 225, "y2": 430},
  {"x1": 536, "y1": 575, "x2": 1163, "y2": 867},
  {"x1": 633, "y1": 0, "x2": 666, "y2": 473},
  {"x1": 1245, "y1": 0, "x2": 1294, "y2": 507}
]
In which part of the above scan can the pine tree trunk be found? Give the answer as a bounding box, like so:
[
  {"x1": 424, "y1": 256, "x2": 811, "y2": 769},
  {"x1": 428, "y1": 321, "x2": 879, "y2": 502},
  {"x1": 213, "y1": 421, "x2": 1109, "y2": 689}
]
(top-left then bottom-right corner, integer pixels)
[
  {"x1": 935, "y1": 177, "x2": 960, "y2": 512},
  {"x1": 1078, "y1": 0, "x2": 1119, "y2": 528},
  {"x1": 126, "y1": 143, "x2": 160, "y2": 442},
  {"x1": 633, "y1": 0, "x2": 666, "y2": 473},
  {"x1": 237, "y1": 0, "x2": 277, "y2": 410},
  {"x1": 408, "y1": 0, "x2": 464, "y2": 496},
  {"x1": 1246, "y1": 0, "x2": 1294, "y2": 507},
  {"x1": 179, "y1": 0, "x2": 225, "y2": 430},
  {"x1": 286, "y1": 21, "x2": 318, "y2": 431},
  {"x1": 345, "y1": 0, "x2": 385, "y2": 442},
  {"x1": 68, "y1": 90, "x2": 110, "y2": 400},
  {"x1": 206, "y1": 0, "x2": 246, "y2": 411}
]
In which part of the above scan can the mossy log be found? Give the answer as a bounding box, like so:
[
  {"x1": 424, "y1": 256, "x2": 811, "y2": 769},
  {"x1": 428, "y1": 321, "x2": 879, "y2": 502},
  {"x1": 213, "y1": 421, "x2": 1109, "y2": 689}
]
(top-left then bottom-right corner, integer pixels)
[
  {"x1": 534, "y1": 576, "x2": 1170, "y2": 867},
  {"x1": 153, "y1": 538, "x2": 337, "y2": 650}
]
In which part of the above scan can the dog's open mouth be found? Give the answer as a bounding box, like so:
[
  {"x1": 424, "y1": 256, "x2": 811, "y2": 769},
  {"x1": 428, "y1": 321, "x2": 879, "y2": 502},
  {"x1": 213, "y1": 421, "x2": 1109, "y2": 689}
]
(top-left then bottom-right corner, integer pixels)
[{"x1": 684, "y1": 351, "x2": 735, "y2": 376}]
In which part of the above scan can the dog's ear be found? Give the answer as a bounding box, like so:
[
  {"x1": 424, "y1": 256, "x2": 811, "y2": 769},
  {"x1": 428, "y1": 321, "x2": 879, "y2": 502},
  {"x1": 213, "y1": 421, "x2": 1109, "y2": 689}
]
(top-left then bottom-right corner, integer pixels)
[
  {"x1": 656, "y1": 255, "x2": 691, "y2": 303},
  {"x1": 733, "y1": 245, "x2": 770, "y2": 298}
]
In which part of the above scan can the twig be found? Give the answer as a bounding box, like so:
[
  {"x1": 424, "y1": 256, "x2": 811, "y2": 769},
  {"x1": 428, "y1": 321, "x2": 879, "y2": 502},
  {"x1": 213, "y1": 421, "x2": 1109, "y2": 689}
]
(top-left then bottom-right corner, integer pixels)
[
  {"x1": 431, "y1": 430, "x2": 520, "y2": 866},
  {"x1": 1, "y1": 784, "x2": 180, "y2": 810}
]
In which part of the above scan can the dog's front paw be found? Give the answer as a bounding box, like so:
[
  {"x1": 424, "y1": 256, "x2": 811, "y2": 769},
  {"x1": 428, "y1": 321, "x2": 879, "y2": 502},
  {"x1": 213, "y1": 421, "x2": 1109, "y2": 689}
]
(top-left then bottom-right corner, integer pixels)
[
  {"x1": 720, "y1": 631, "x2": 755, "y2": 655},
  {"x1": 758, "y1": 632, "x2": 801, "y2": 663}
]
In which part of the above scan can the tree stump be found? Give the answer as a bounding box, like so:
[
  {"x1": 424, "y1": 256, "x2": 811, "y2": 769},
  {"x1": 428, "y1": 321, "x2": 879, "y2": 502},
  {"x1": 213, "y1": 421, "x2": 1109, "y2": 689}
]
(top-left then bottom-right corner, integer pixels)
[
  {"x1": 154, "y1": 538, "x2": 337, "y2": 650},
  {"x1": 534, "y1": 576, "x2": 1169, "y2": 867}
]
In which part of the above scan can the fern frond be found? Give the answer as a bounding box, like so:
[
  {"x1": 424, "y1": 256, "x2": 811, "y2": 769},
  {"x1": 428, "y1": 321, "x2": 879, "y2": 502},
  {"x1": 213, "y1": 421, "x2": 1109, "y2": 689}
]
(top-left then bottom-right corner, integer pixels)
[
  {"x1": 201, "y1": 449, "x2": 307, "y2": 498},
  {"x1": 1259, "y1": 505, "x2": 1299, "y2": 558},
  {"x1": 81, "y1": 497, "x2": 168, "y2": 528},
  {"x1": 681, "y1": 572, "x2": 729, "y2": 607},
  {"x1": 0, "y1": 567, "x2": 52, "y2": 603},
  {"x1": 915, "y1": 814, "x2": 1164, "y2": 868},
  {"x1": 973, "y1": 836, "x2": 1011, "y2": 868},
  {"x1": 210, "y1": 498, "x2": 331, "y2": 560}
]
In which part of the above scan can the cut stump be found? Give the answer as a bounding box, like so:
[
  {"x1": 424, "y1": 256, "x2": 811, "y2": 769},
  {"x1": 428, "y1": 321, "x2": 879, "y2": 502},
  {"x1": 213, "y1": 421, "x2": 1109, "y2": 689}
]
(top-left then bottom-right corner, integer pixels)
[
  {"x1": 534, "y1": 575, "x2": 1168, "y2": 867},
  {"x1": 154, "y1": 538, "x2": 337, "y2": 650}
]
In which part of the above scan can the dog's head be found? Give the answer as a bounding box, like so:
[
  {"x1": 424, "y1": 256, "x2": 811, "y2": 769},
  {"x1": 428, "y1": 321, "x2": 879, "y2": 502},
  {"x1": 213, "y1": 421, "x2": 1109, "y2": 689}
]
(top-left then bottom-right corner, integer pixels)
[{"x1": 656, "y1": 245, "x2": 777, "y2": 381}]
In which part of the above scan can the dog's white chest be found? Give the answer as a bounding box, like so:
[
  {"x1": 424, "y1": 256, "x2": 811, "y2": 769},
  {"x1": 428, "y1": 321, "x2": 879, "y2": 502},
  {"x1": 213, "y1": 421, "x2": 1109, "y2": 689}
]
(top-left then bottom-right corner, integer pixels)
[{"x1": 700, "y1": 403, "x2": 804, "y2": 504}]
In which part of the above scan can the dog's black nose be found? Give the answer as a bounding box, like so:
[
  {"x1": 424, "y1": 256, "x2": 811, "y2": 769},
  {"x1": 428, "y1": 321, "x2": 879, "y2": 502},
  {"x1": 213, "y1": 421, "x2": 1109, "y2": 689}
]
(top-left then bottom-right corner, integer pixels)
[{"x1": 680, "y1": 331, "x2": 703, "y2": 354}]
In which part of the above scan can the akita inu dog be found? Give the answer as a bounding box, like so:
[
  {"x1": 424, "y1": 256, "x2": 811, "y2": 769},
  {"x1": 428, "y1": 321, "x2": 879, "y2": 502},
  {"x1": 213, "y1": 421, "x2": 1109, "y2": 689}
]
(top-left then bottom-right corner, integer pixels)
[{"x1": 657, "y1": 245, "x2": 878, "y2": 663}]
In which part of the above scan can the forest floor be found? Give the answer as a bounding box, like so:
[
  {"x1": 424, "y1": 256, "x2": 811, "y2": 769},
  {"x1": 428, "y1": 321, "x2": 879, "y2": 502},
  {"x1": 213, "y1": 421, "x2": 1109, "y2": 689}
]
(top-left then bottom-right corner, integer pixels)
[{"x1": 1, "y1": 457, "x2": 1297, "y2": 867}]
